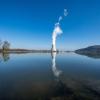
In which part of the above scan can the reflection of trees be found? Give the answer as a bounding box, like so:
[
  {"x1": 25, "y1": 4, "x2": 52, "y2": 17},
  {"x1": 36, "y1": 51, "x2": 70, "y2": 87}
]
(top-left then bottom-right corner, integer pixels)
[
  {"x1": 0, "y1": 52, "x2": 10, "y2": 62},
  {"x1": 2, "y1": 52, "x2": 10, "y2": 62},
  {"x1": 0, "y1": 53, "x2": 2, "y2": 62}
]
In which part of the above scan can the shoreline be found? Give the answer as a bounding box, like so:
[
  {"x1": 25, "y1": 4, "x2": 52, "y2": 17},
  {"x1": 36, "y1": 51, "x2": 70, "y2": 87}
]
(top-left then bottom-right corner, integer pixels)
[{"x1": 0, "y1": 49, "x2": 73, "y2": 53}]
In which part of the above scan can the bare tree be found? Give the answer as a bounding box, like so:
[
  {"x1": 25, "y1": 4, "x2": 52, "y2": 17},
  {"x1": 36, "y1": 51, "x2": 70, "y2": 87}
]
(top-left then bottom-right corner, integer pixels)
[
  {"x1": 0, "y1": 40, "x2": 2, "y2": 49},
  {"x1": 2, "y1": 41, "x2": 10, "y2": 51},
  {"x1": 0, "y1": 40, "x2": 2, "y2": 62}
]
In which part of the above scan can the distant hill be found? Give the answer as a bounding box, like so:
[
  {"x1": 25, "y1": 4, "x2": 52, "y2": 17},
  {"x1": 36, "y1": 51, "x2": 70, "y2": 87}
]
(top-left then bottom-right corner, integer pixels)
[{"x1": 75, "y1": 45, "x2": 100, "y2": 58}]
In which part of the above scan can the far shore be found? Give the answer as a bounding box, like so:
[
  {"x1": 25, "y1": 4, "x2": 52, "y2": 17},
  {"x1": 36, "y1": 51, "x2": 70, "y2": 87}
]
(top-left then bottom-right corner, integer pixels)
[
  {"x1": 0, "y1": 49, "x2": 73, "y2": 53},
  {"x1": 0, "y1": 49, "x2": 51, "y2": 53}
]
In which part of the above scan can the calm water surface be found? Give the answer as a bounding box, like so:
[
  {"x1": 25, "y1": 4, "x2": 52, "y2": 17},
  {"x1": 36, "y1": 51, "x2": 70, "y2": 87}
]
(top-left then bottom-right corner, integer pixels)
[{"x1": 0, "y1": 52, "x2": 100, "y2": 100}]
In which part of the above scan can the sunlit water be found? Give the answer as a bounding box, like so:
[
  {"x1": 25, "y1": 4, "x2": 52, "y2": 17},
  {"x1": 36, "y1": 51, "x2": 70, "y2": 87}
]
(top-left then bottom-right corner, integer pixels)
[{"x1": 0, "y1": 52, "x2": 100, "y2": 100}]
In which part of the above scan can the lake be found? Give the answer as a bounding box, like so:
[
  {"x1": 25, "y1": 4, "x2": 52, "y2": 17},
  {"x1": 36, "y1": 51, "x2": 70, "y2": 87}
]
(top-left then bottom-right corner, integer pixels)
[{"x1": 0, "y1": 52, "x2": 100, "y2": 100}]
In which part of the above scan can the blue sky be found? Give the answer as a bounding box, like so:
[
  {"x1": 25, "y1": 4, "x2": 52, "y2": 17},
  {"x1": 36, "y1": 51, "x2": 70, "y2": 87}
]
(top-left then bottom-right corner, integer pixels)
[{"x1": 0, "y1": 0, "x2": 100, "y2": 50}]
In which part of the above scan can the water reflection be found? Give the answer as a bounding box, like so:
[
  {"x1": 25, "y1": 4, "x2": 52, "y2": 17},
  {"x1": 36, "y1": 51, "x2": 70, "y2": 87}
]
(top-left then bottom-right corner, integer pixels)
[
  {"x1": 75, "y1": 52, "x2": 100, "y2": 59},
  {"x1": 51, "y1": 52, "x2": 62, "y2": 79},
  {"x1": 0, "y1": 52, "x2": 10, "y2": 62},
  {"x1": 51, "y1": 52, "x2": 73, "y2": 99},
  {"x1": 1, "y1": 53, "x2": 100, "y2": 99}
]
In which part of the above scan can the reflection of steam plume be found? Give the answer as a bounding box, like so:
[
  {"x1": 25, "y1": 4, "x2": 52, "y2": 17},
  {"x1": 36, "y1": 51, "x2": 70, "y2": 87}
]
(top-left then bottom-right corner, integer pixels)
[
  {"x1": 52, "y1": 52, "x2": 62, "y2": 78},
  {"x1": 52, "y1": 9, "x2": 68, "y2": 52}
]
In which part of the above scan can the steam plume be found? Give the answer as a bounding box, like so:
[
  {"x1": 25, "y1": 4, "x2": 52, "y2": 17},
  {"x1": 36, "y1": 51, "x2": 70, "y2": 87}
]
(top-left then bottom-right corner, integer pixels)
[{"x1": 52, "y1": 9, "x2": 68, "y2": 52}]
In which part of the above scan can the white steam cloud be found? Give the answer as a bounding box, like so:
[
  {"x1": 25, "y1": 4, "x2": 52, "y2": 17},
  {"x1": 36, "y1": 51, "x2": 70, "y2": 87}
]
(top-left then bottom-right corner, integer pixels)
[
  {"x1": 64, "y1": 9, "x2": 68, "y2": 16},
  {"x1": 52, "y1": 9, "x2": 68, "y2": 51}
]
